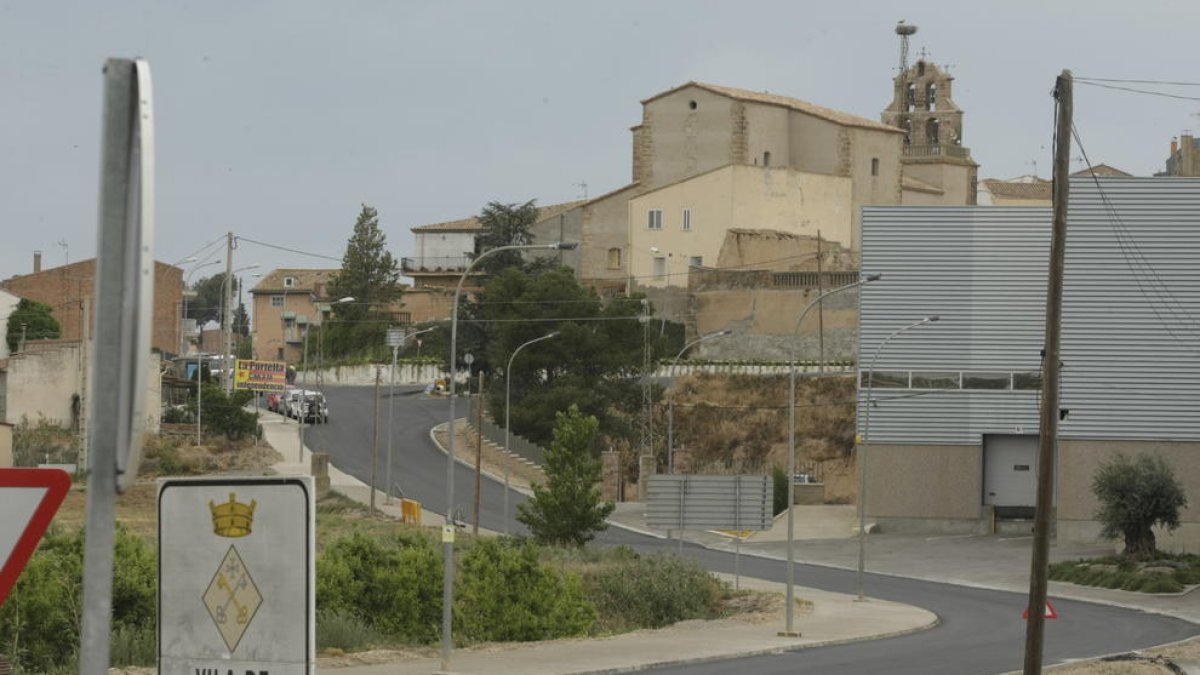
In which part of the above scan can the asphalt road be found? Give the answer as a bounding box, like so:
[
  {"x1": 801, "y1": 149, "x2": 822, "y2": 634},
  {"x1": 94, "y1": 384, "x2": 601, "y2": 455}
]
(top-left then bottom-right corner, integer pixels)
[{"x1": 307, "y1": 385, "x2": 1197, "y2": 675}]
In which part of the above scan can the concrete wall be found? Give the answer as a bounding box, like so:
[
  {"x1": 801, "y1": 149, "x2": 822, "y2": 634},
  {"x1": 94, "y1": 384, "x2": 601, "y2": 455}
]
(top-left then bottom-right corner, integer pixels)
[
  {"x1": 1057, "y1": 439, "x2": 1200, "y2": 552},
  {"x1": 901, "y1": 186, "x2": 949, "y2": 206},
  {"x1": 629, "y1": 165, "x2": 853, "y2": 288},
  {"x1": 299, "y1": 362, "x2": 446, "y2": 386},
  {"x1": 903, "y1": 161, "x2": 976, "y2": 206},
  {"x1": 413, "y1": 230, "x2": 477, "y2": 271},
  {"x1": 400, "y1": 287, "x2": 455, "y2": 324},
  {"x1": 2, "y1": 341, "x2": 160, "y2": 435},
  {"x1": 692, "y1": 285, "x2": 859, "y2": 361},
  {"x1": 865, "y1": 443, "x2": 987, "y2": 534},
  {"x1": 0, "y1": 422, "x2": 12, "y2": 467},
  {"x1": 4, "y1": 341, "x2": 83, "y2": 426},
  {"x1": 638, "y1": 87, "x2": 737, "y2": 190}
]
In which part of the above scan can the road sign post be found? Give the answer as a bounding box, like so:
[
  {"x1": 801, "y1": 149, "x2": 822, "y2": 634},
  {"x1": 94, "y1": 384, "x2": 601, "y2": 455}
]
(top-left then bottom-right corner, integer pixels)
[
  {"x1": 0, "y1": 468, "x2": 71, "y2": 607},
  {"x1": 158, "y1": 476, "x2": 315, "y2": 674}
]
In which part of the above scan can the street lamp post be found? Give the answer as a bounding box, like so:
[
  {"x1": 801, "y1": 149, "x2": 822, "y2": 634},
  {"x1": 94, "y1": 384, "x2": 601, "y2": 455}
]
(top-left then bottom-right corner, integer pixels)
[
  {"x1": 856, "y1": 315, "x2": 939, "y2": 601},
  {"x1": 782, "y1": 272, "x2": 881, "y2": 636},
  {"x1": 666, "y1": 329, "x2": 733, "y2": 474},
  {"x1": 442, "y1": 241, "x2": 576, "y2": 671},
  {"x1": 182, "y1": 259, "x2": 221, "y2": 355},
  {"x1": 386, "y1": 325, "x2": 436, "y2": 504},
  {"x1": 503, "y1": 331, "x2": 560, "y2": 534}
]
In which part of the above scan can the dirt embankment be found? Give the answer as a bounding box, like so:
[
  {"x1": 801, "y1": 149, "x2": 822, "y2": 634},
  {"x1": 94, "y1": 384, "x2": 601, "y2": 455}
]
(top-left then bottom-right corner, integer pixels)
[{"x1": 666, "y1": 373, "x2": 858, "y2": 502}]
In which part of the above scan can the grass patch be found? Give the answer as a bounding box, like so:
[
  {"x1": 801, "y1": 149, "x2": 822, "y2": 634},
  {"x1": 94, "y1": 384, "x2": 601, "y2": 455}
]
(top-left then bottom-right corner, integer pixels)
[{"x1": 1048, "y1": 553, "x2": 1200, "y2": 593}]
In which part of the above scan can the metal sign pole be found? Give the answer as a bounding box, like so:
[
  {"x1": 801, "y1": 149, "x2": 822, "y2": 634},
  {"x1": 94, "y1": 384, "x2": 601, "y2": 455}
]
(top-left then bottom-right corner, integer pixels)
[{"x1": 81, "y1": 57, "x2": 155, "y2": 675}]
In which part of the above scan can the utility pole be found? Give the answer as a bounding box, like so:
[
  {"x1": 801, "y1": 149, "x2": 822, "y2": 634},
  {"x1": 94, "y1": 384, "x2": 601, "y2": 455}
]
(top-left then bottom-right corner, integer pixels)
[
  {"x1": 370, "y1": 366, "x2": 381, "y2": 516},
  {"x1": 1023, "y1": 69, "x2": 1072, "y2": 675},
  {"x1": 223, "y1": 231, "x2": 234, "y2": 393},
  {"x1": 473, "y1": 371, "x2": 485, "y2": 536}
]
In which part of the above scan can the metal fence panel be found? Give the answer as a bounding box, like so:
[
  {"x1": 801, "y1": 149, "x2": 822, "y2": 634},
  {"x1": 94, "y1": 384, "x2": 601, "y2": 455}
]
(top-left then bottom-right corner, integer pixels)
[{"x1": 646, "y1": 475, "x2": 772, "y2": 531}]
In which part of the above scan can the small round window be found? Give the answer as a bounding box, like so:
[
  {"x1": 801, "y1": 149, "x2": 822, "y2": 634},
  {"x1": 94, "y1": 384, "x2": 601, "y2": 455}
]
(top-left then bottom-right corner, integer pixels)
[{"x1": 688, "y1": 100, "x2": 698, "y2": 110}]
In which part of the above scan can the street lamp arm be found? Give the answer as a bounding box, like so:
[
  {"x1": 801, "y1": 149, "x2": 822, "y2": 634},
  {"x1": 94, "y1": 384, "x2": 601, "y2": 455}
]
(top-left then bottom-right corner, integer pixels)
[{"x1": 788, "y1": 273, "x2": 882, "y2": 363}]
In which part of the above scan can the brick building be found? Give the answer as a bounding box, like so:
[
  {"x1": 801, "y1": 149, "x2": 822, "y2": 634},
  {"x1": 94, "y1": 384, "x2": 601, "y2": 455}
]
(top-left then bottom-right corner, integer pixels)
[{"x1": 0, "y1": 252, "x2": 185, "y2": 355}]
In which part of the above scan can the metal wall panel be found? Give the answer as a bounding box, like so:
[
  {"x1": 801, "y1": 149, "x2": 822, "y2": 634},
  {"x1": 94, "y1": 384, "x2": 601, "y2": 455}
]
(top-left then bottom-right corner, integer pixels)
[
  {"x1": 860, "y1": 177, "x2": 1200, "y2": 444},
  {"x1": 645, "y1": 475, "x2": 772, "y2": 531}
]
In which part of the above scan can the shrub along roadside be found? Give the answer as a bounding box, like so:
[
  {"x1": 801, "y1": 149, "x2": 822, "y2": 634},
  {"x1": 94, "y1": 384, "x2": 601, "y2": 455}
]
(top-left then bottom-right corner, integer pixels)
[{"x1": 1049, "y1": 553, "x2": 1200, "y2": 593}]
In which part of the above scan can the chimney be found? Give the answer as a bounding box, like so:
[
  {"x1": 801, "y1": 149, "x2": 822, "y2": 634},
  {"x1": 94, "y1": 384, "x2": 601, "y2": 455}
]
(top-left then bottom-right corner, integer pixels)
[
  {"x1": 33, "y1": 250, "x2": 42, "y2": 273},
  {"x1": 1171, "y1": 138, "x2": 1179, "y2": 156}
]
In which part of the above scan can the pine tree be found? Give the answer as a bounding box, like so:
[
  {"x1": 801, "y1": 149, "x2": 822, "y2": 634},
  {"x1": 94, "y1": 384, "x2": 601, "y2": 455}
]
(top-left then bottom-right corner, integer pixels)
[
  {"x1": 475, "y1": 200, "x2": 540, "y2": 275},
  {"x1": 517, "y1": 405, "x2": 615, "y2": 546},
  {"x1": 324, "y1": 204, "x2": 401, "y2": 358}
]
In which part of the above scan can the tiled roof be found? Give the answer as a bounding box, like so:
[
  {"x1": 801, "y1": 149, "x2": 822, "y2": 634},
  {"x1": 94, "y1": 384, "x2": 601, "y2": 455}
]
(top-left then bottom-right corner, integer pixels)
[
  {"x1": 250, "y1": 268, "x2": 339, "y2": 294},
  {"x1": 645, "y1": 81, "x2": 903, "y2": 134},
  {"x1": 980, "y1": 179, "x2": 1053, "y2": 200},
  {"x1": 902, "y1": 174, "x2": 945, "y2": 194},
  {"x1": 1070, "y1": 164, "x2": 1132, "y2": 178},
  {"x1": 411, "y1": 199, "x2": 589, "y2": 233}
]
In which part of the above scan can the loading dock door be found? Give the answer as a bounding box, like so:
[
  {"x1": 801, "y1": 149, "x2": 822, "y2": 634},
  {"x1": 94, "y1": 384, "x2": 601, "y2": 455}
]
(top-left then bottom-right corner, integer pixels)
[{"x1": 983, "y1": 435, "x2": 1043, "y2": 513}]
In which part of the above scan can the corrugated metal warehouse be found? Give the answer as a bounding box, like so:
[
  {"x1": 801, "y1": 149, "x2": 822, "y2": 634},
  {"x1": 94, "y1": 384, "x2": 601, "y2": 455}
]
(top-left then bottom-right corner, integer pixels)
[{"x1": 858, "y1": 177, "x2": 1200, "y2": 549}]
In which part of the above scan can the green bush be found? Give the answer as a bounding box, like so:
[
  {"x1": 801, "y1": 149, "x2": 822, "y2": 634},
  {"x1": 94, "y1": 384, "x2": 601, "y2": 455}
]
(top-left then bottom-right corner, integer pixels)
[
  {"x1": 316, "y1": 532, "x2": 443, "y2": 644},
  {"x1": 582, "y1": 550, "x2": 728, "y2": 634},
  {"x1": 316, "y1": 609, "x2": 385, "y2": 652},
  {"x1": 772, "y1": 466, "x2": 789, "y2": 516},
  {"x1": 455, "y1": 538, "x2": 595, "y2": 642},
  {"x1": 198, "y1": 384, "x2": 258, "y2": 440},
  {"x1": 0, "y1": 527, "x2": 156, "y2": 672}
]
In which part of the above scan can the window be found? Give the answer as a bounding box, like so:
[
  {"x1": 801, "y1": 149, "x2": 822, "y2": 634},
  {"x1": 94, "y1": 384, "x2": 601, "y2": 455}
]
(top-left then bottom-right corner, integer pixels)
[
  {"x1": 682, "y1": 208, "x2": 692, "y2": 231},
  {"x1": 1013, "y1": 372, "x2": 1043, "y2": 390},
  {"x1": 652, "y1": 256, "x2": 666, "y2": 278},
  {"x1": 911, "y1": 372, "x2": 959, "y2": 389},
  {"x1": 284, "y1": 276, "x2": 297, "y2": 288},
  {"x1": 689, "y1": 256, "x2": 703, "y2": 268},
  {"x1": 762, "y1": 151, "x2": 771, "y2": 167},
  {"x1": 861, "y1": 371, "x2": 909, "y2": 388},
  {"x1": 647, "y1": 209, "x2": 663, "y2": 230},
  {"x1": 688, "y1": 100, "x2": 697, "y2": 110},
  {"x1": 270, "y1": 295, "x2": 284, "y2": 308},
  {"x1": 607, "y1": 247, "x2": 622, "y2": 269},
  {"x1": 963, "y1": 372, "x2": 1011, "y2": 390},
  {"x1": 871, "y1": 158, "x2": 880, "y2": 176}
]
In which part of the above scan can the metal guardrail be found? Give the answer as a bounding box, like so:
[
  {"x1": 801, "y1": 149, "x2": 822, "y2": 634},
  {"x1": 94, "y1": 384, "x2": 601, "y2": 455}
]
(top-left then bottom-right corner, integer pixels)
[{"x1": 467, "y1": 396, "x2": 546, "y2": 467}]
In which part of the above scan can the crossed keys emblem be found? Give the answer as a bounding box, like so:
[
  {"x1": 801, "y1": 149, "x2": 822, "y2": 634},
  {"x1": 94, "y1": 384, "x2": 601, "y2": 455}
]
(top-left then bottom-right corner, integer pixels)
[{"x1": 202, "y1": 545, "x2": 263, "y2": 652}]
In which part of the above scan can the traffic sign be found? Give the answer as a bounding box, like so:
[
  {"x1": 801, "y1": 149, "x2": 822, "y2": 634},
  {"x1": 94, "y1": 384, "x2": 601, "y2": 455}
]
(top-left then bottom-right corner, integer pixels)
[
  {"x1": 1023, "y1": 600, "x2": 1059, "y2": 620},
  {"x1": 0, "y1": 468, "x2": 71, "y2": 607},
  {"x1": 159, "y1": 476, "x2": 314, "y2": 674}
]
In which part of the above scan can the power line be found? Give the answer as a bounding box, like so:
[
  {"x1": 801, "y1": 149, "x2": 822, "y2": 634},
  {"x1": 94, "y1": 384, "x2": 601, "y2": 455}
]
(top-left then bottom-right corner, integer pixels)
[
  {"x1": 1070, "y1": 124, "x2": 1200, "y2": 354},
  {"x1": 236, "y1": 234, "x2": 343, "y2": 260},
  {"x1": 1076, "y1": 76, "x2": 1200, "y2": 87},
  {"x1": 1075, "y1": 80, "x2": 1200, "y2": 102}
]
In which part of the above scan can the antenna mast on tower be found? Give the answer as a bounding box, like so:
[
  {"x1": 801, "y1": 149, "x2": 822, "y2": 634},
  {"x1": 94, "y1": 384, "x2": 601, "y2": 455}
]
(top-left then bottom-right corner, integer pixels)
[{"x1": 896, "y1": 21, "x2": 918, "y2": 72}]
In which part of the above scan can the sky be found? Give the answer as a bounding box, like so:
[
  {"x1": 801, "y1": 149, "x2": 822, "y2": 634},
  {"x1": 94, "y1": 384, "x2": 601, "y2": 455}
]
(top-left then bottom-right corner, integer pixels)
[{"x1": 2, "y1": 0, "x2": 1199, "y2": 284}]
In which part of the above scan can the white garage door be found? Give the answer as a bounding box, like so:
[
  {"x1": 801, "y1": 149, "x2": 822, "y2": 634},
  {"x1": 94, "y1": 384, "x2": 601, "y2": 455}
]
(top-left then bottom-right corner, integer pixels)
[{"x1": 983, "y1": 435, "x2": 1044, "y2": 508}]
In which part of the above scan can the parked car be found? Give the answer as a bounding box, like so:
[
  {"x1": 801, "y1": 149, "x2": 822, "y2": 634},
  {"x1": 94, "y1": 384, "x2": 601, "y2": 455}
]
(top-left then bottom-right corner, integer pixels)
[
  {"x1": 267, "y1": 391, "x2": 286, "y2": 414},
  {"x1": 287, "y1": 390, "x2": 328, "y2": 423}
]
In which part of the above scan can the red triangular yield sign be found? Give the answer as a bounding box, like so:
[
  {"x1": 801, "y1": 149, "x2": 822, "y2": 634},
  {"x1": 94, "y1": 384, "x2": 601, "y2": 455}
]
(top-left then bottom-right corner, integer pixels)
[
  {"x1": 0, "y1": 468, "x2": 71, "y2": 607},
  {"x1": 1022, "y1": 600, "x2": 1059, "y2": 620}
]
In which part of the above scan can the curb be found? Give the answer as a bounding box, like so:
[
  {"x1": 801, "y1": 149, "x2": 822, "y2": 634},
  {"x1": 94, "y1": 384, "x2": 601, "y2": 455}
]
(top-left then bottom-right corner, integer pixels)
[{"x1": 428, "y1": 422, "x2": 536, "y2": 498}]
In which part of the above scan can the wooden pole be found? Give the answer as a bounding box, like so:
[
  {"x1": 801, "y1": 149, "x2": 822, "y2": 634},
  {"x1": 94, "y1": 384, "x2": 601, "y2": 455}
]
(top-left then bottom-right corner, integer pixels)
[
  {"x1": 1023, "y1": 69, "x2": 1071, "y2": 675},
  {"x1": 473, "y1": 371, "x2": 485, "y2": 535}
]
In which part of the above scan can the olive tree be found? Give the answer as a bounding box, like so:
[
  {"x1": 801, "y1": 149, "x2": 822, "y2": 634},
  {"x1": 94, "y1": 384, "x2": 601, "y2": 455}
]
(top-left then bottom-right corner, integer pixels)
[{"x1": 1092, "y1": 452, "x2": 1188, "y2": 559}]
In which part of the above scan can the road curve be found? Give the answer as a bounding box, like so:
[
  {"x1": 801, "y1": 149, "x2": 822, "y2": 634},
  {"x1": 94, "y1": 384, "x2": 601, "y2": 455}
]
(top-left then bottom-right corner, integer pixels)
[{"x1": 307, "y1": 385, "x2": 1197, "y2": 675}]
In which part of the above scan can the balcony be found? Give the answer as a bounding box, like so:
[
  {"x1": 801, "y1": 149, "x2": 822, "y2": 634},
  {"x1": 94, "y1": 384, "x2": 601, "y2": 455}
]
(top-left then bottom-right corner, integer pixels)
[
  {"x1": 903, "y1": 144, "x2": 971, "y2": 160},
  {"x1": 402, "y1": 256, "x2": 472, "y2": 275}
]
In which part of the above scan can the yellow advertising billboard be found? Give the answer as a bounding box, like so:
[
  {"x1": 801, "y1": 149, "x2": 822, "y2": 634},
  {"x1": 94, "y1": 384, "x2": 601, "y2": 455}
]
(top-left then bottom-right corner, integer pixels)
[{"x1": 234, "y1": 360, "x2": 288, "y2": 393}]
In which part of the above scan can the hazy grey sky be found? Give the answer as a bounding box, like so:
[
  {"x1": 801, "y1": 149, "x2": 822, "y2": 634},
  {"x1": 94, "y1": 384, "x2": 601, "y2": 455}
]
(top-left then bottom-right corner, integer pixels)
[{"x1": 2, "y1": 0, "x2": 1198, "y2": 281}]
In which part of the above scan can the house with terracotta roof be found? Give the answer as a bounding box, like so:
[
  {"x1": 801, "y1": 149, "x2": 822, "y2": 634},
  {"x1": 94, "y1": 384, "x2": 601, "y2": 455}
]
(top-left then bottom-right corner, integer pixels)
[{"x1": 249, "y1": 268, "x2": 338, "y2": 363}]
